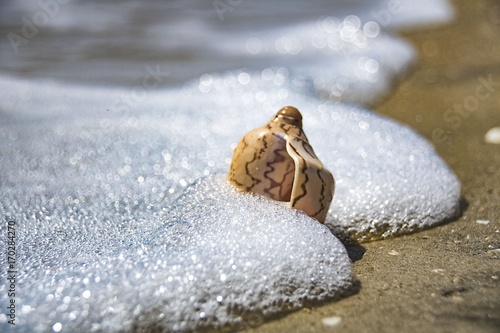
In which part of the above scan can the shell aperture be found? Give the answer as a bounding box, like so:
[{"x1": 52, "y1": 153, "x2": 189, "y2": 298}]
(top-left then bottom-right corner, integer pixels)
[{"x1": 227, "y1": 106, "x2": 335, "y2": 223}]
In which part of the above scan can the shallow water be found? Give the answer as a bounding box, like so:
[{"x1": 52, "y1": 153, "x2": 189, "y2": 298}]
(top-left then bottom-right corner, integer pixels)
[
  {"x1": 0, "y1": 1, "x2": 459, "y2": 332},
  {"x1": 1, "y1": 0, "x2": 452, "y2": 93}
]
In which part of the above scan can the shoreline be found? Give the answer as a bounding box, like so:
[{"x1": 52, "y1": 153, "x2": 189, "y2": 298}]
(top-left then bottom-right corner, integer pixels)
[{"x1": 251, "y1": 0, "x2": 500, "y2": 332}]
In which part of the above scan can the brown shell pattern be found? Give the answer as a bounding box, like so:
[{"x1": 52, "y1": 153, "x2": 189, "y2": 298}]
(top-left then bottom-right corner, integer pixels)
[{"x1": 227, "y1": 106, "x2": 335, "y2": 223}]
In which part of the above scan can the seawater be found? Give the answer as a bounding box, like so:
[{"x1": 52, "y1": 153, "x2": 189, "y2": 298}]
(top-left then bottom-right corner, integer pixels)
[{"x1": 0, "y1": 1, "x2": 458, "y2": 332}]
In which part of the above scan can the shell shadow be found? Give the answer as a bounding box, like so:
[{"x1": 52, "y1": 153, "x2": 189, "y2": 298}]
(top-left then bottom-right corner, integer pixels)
[{"x1": 341, "y1": 238, "x2": 366, "y2": 263}]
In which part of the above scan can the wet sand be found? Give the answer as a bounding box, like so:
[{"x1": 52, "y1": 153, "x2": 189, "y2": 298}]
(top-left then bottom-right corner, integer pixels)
[{"x1": 250, "y1": 0, "x2": 500, "y2": 332}]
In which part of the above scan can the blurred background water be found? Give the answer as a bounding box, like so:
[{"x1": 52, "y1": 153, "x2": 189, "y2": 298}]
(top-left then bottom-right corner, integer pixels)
[{"x1": 0, "y1": 0, "x2": 453, "y2": 88}]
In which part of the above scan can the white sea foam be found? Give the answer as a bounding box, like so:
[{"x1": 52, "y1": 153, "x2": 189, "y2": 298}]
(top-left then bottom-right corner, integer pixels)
[
  {"x1": 0, "y1": 68, "x2": 460, "y2": 331},
  {"x1": 0, "y1": 173, "x2": 353, "y2": 332}
]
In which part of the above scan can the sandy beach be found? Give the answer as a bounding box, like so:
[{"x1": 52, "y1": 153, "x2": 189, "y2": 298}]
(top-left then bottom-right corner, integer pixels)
[
  {"x1": 0, "y1": 1, "x2": 497, "y2": 332},
  {"x1": 251, "y1": 0, "x2": 500, "y2": 332}
]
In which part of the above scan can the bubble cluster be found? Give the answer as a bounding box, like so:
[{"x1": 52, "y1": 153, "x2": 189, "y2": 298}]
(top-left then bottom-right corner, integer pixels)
[
  {"x1": 0, "y1": 174, "x2": 353, "y2": 332},
  {"x1": 0, "y1": 69, "x2": 460, "y2": 331}
]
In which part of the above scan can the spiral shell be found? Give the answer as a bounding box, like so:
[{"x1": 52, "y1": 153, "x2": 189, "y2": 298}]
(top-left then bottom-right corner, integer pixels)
[{"x1": 227, "y1": 106, "x2": 335, "y2": 223}]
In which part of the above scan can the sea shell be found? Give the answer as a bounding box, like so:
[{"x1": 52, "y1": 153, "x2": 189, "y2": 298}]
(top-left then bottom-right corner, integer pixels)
[{"x1": 227, "y1": 106, "x2": 335, "y2": 223}]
